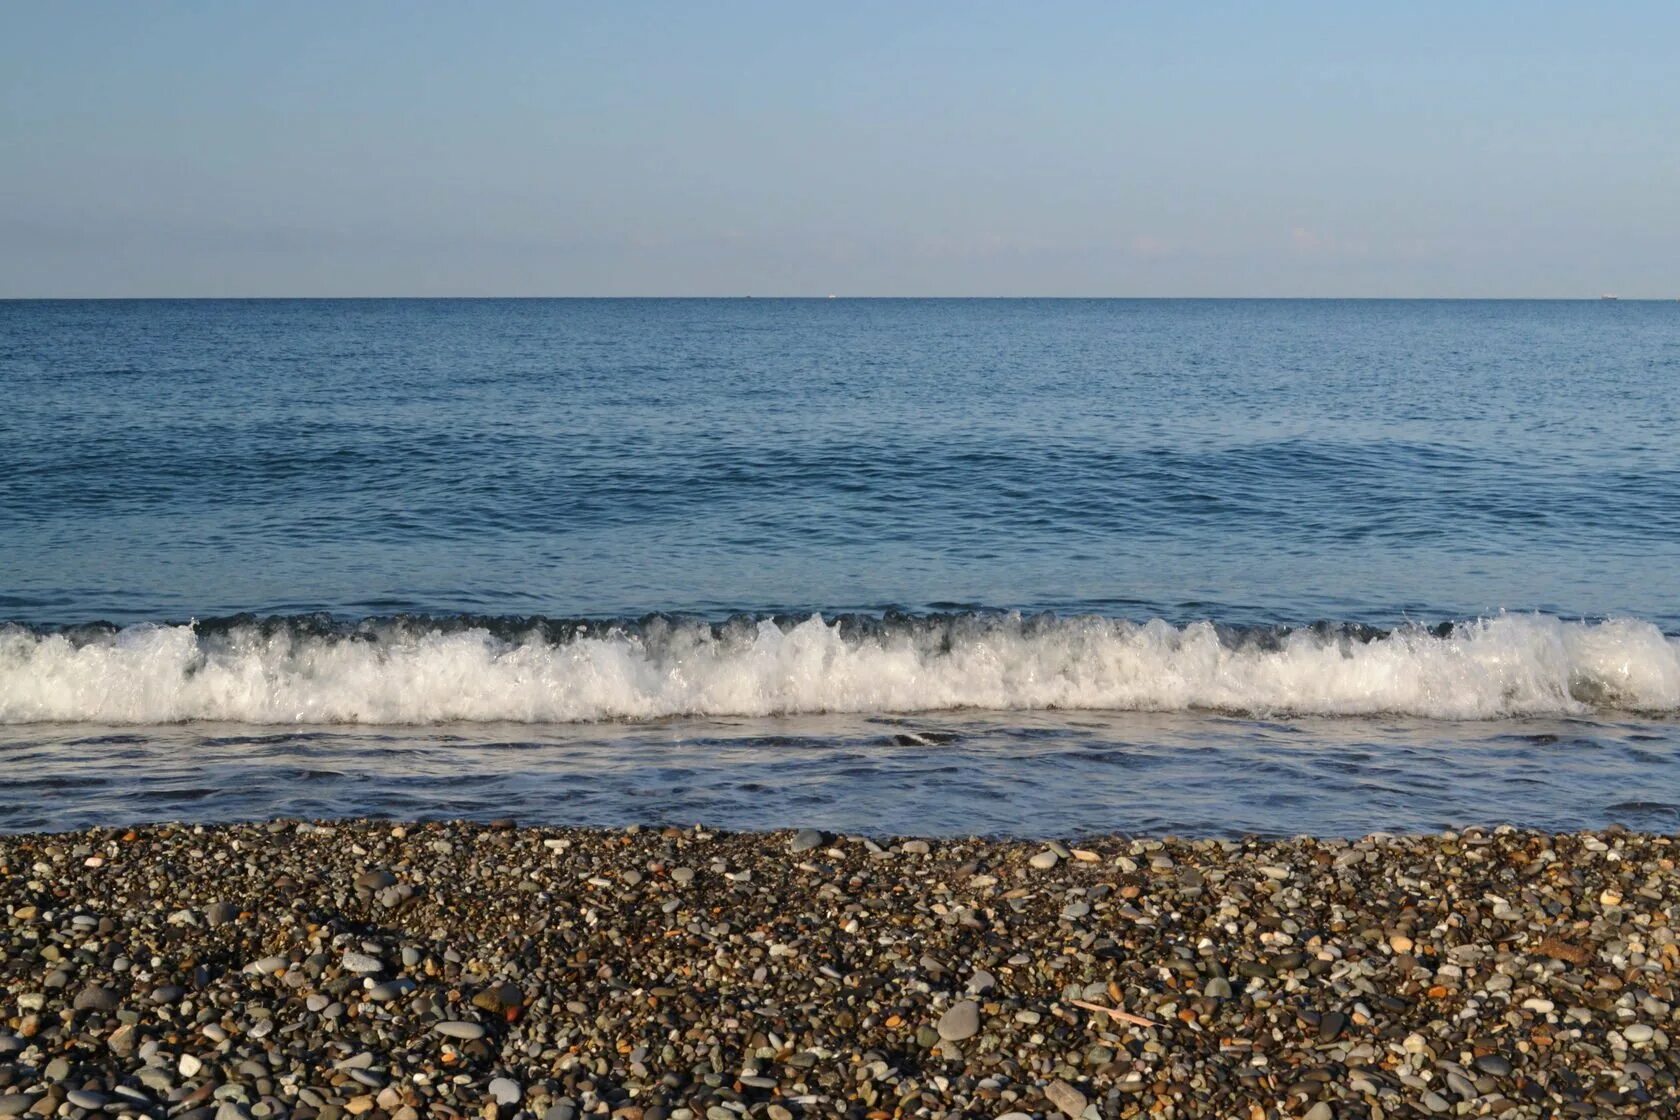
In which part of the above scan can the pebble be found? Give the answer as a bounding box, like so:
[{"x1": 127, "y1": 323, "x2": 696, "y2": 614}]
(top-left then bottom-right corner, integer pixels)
[
  {"x1": 1045, "y1": 1079, "x2": 1087, "y2": 1118},
  {"x1": 1, "y1": 821, "x2": 1675, "y2": 1120},
  {"x1": 72, "y1": 984, "x2": 119, "y2": 1011},
  {"x1": 1474, "y1": 1054, "x2": 1514, "y2": 1076},
  {"x1": 937, "y1": 999, "x2": 980, "y2": 1041},
  {"x1": 368, "y1": 978, "x2": 415, "y2": 1001},
  {"x1": 788, "y1": 829, "x2": 826, "y2": 853}
]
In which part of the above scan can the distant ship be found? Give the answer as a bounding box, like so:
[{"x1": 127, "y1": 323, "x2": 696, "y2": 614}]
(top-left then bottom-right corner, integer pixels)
[{"x1": 1601, "y1": 294, "x2": 1619, "y2": 300}]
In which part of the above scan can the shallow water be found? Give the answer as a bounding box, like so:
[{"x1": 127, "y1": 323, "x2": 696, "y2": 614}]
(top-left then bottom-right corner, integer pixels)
[
  {"x1": 2, "y1": 712, "x2": 1676, "y2": 837},
  {"x1": 3, "y1": 298, "x2": 1678, "y2": 833}
]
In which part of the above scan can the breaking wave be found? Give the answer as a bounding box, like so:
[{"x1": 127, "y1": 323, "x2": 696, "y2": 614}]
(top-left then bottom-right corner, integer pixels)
[{"x1": 1, "y1": 612, "x2": 1678, "y2": 725}]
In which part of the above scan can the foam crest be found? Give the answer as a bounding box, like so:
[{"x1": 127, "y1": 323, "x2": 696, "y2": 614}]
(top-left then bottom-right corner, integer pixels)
[{"x1": 1, "y1": 613, "x2": 1677, "y2": 725}]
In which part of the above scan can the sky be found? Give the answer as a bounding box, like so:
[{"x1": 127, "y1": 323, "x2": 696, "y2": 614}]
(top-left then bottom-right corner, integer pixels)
[{"x1": 2, "y1": 2, "x2": 1677, "y2": 297}]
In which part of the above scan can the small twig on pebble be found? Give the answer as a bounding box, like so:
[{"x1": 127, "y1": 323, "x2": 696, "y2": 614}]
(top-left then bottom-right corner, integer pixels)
[{"x1": 1071, "y1": 998, "x2": 1159, "y2": 1027}]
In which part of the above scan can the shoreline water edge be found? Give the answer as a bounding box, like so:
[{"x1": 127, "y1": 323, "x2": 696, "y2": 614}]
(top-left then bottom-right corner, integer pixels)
[{"x1": 1, "y1": 821, "x2": 1675, "y2": 1119}]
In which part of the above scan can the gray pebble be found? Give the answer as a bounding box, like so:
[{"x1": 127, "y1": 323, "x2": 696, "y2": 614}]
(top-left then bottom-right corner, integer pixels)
[
  {"x1": 1474, "y1": 1054, "x2": 1513, "y2": 1077},
  {"x1": 789, "y1": 829, "x2": 827, "y2": 853},
  {"x1": 937, "y1": 999, "x2": 980, "y2": 1041},
  {"x1": 1045, "y1": 1079, "x2": 1086, "y2": 1119},
  {"x1": 73, "y1": 984, "x2": 120, "y2": 1012}
]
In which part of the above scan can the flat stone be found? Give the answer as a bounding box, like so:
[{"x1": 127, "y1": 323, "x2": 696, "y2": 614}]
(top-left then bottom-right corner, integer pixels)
[
  {"x1": 472, "y1": 982, "x2": 523, "y2": 1014},
  {"x1": 434, "y1": 1020, "x2": 486, "y2": 1040},
  {"x1": 1029, "y1": 851, "x2": 1060, "y2": 870},
  {"x1": 205, "y1": 901, "x2": 237, "y2": 927},
  {"x1": 1624, "y1": 1024, "x2": 1655, "y2": 1043},
  {"x1": 342, "y1": 951, "x2": 383, "y2": 973},
  {"x1": 789, "y1": 829, "x2": 826, "y2": 853},
  {"x1": 73, "y1": 984, "x2": 120, "y2": 1012},
  {"x1": 0, "y1": 1097, "x2": 32, "y2": 1118},
  {"x1": 367, "y1": 979, "x2": 415, "y2": 1002},
  {"x1": 137, "y1": 1070, "x2": 173, "y2": 1093},
  {"x1": 66, "y1": 1091, "x2": 109, "y2": 1110},
  {"x1": 1045, "y1": 1079, "x2": 1086, "y2": 1119},
  {"x1": 937, "y1": 1000, "x2": 980, "y2": 1041},
  {"x1": 488, "y1": 1079, "x2": 521, "y2": 1106},
  {"x1": 1474, "y1": 1054, "x2": 1513, "y2": 1076}
]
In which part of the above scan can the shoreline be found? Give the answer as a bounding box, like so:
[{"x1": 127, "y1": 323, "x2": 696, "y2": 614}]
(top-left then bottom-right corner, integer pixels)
[{"x1": 2, "y1": 822, "x2": 1675, "y2": 1119}]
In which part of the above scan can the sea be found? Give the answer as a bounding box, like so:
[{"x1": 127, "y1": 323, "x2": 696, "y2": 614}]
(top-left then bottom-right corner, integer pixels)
[{"x1": 2, "y1": 298, "x2": 1677, "y2": 836}]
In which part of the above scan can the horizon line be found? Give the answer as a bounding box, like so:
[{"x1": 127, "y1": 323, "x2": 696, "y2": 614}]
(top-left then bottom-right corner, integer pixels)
[{"x1": 3, "y1": 294, "x2": 1676, "y2": 303}]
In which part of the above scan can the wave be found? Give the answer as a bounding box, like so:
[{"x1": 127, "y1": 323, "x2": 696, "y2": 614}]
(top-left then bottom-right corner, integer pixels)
[{"x1": 1, "y1": 612, "x2": 1677, "y2": 725}]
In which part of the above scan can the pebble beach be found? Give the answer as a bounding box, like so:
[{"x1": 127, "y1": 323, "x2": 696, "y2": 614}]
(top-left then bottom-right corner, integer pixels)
[{"x1": 2, "y1": 822, "x2": 1676, "y2": 1120}]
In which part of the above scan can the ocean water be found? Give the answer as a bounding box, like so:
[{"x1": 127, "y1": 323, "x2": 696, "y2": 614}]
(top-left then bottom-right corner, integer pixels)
[{"x1": 2, "y1": 298, "x2": 1677, "y2": 834}]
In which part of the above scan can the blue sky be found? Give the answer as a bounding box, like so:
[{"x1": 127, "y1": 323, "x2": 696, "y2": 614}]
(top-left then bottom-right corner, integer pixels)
[{"x1": 2, "y1": 2, "x2": 1676, "y2": 296}]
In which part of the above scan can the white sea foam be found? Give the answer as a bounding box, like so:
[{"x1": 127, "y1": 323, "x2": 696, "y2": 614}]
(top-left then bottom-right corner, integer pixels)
[{"x1": 1, "y1": 614, "x2": 1677, "y2": 725}]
